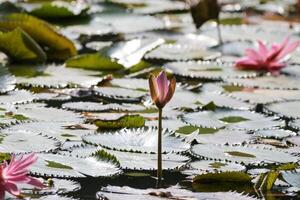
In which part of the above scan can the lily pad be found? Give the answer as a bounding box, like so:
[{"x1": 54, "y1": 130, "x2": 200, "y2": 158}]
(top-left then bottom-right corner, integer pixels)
[
  {"x1": 96, "y1": 149, "x2": 189, "y2": 170},
  {"x1": 265, "y1": 101, "x2": 300, "y2": 119},
  {"x1": 184, "y1": 160, "x2": 246, "y2": 176},
  {"x1": 165, "y1": 61, "x2": 257, "y2": 80},
  {"x1": 93, "y1": 87, "x2": 147, "y2": 102},
  {"x1": 226, "y1": 75, "x2": 300, "y2": 90},
  {"x1": 6, "y1": 103, "x2": 83, "y2": 123},
  {"x1": 183, "y1": 110, "x2": 283, "y2": 131},
  {"x1": 228, "y1": 89, "x2": 300, "y2": 104},
  {"x1": 0, "y1": 66, "x2": 15, "y2": 94},
  {"x1": 145, "y1": 44, "x2": 221, "y2": 61},
  {"x1": 0, "y1": 129, "x2": 60, "y2": 153},
  {"x1": 254, "y1": 129, "x2": 296, "y2": 139},
  {"x1": 0, "y1": 28, "x2": 46, "y2": 62},
  {"x1": 30, "y1": 153, "x2": 120, "y2": 178},
  {"x1": 14, "y1": 64, "x2": 102, "y2": 88},
  {"x1": 0, "y1": 13, "x2": 77, "y2": 60},
  {"x1": 82, "y1": 127, "x2": 190, "y2": 153},
  {"x1": 94, "y1": 115, "x2": 145, "y2": 129},
  {"x1": 0, "y1": 90, "x2": 35, "y2": 105},
  {"x1": 191, "y1": 144, "x2": 298, "y2": 165}
]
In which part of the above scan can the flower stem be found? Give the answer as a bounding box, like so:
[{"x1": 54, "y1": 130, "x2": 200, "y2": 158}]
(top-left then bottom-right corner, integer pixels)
[{"x1": 156, "y1": 107, "x2": 163, "y2": 188}]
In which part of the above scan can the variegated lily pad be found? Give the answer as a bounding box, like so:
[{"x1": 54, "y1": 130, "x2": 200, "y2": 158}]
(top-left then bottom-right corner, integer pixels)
[
  {"x1": 82, "y1": 127, "x2": 190, "y2": 153},
  {"x1": 97, "y1": 185, "x2": 259, "y2": 200},
  {"x1": 0, "y1": 130, "x2": 60, "y2": 153},
  {"x1": 30, "y1": 153, "x2": 120, "y2": 178},
  {"x1": 226, "y1": 75, "x2": 300, "y2": 90},
  {"x1": 165, "y1": 61, "x2": 257, "y2": 80},
  {"x1": 0, "y1": 66, "x2": 15, "y2": 94},
  {"x1": 13, "y1": 65, "x2": 102, "y2": 88},
  {"x1": 191, "y1": 144, "x2": 298, "y2": 165},
  {"x1": 145, "y1": 44, "x2": 221, "y2": 61},
  {"x1": 183, "y1": 110, "x2": 283, "y2": 130},
  {"x1": 93, "y1": 87, "x2": 147, "y2": 102},
  {"x1": 264, "y1": 101, "x2": 300, "y2": 119}
]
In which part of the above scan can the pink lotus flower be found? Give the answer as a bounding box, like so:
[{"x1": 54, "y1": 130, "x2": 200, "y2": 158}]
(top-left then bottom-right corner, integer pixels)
[
  {"x1": 149, "y1": 71, "x2": 176, "y2": 109},
  {"x1": 235, "y1": 37, "x2": 300, "y2": 74},
  {"x1": 0, "y1": 153, "x2": 45, "y2": 199}
]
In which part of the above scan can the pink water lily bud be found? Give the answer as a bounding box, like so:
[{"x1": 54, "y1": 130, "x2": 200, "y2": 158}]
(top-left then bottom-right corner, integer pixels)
[
  {"x1": 0, "y1": 153, "x2": 45, "y2": 199},
  {"x1": 149, "y1": 71, "x2": 176, "y2": 109},
  {"x1": 235, "y1": 37, "x2": 300, "y2": 75}
]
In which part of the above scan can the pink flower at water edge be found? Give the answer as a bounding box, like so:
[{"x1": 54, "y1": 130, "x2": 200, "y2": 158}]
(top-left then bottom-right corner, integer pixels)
[
  {"x1": 0, "y1": 153, "x2": 45, "y2": 200},
  {"x1": 235, "y1": 37, "x2": 300, "y2": 75},
  {"x1": 149, "y1": 71, "x2": 176, "y2": 109}
]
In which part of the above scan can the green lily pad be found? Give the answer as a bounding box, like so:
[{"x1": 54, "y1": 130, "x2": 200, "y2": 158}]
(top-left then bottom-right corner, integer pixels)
[
  {"x1": 0, "y1": 13, "x2": 77, "y2": 60},
  {"x1": 0, "y1": 28, "x2": 46, "y2": 62},
  {"x1": 94, "y1": 115, "x2": 145, "y2": 129}
]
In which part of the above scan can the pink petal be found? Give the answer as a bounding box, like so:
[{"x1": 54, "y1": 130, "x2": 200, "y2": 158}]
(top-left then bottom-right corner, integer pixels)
[
  {"x1": 258, "y1": 41, "x2": 269, "y2": 60},
  {"x1": 276, "y1": 40, "x2": 300, "y2": 60},
  {"x1": 235, "y1": 58, "x2": 261, "y2": 70},
  {"x1": 4, "y1": 182, "x2": 20, "y2": 196},
  {"x1": 26, "y1": 177, "x2": 45, "y2": 188},
  {"x1": 267, "y1": 38, "x2": 289, "y2": 61},
  {"x1": 156, "y1": 71, "x2": 169, "y2": 103},
  {"x1": 245, "y1": 49, "x2": 262, "y2": 62}
]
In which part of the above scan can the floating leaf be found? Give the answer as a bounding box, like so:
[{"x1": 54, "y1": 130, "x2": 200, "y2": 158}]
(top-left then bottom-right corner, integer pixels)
[
  {"x1": 183, "y1": 110, "x2": 283, "y2": 131},
  {"x1": 265, "y1": 101, "x2": 300, "y2": 119},
  {"x1": 0, "y1": 90, "x2": 35, "y2": 105},
  {"x1": 165, "y1": 61, "x2": 257, "y2": 80},
  {"x1": 0, "y1": 28, "x2": 46, "y2": 62},
  {"x1": 0, "y1": 130, "x2": 60, "y2": 153},
  {"x1": 30, "y1": 153, "x2": 120, "y2": 178},
  {"x1": 282, "y1": 171, "x2": 300, "y2": 188},
  {"x1": 145, "y1": 44, "x2": 220, "y2": 61},
  {"x1": 0, "y1": 13, "x2": 77, "y2": 60},
  {"x1": 184, "y1": 160, "x2": 246, "y2": 176},
  {"x1": 96, "y1": 149, "x2": 189, "y2": 170},
  {"x1": 94, "y1": 115, "x2": 145, "y2": 129},
  {"x1": 191, "y1": 144, "x2": 298, "y2": 165},
  {"x1": 82, "y1": 127, "x2": 190, "y2": 153},
  {"x1": 0, "y1": 66, "x2": 15, "y2": 94},
  {"x1": 93, "y1": 87, "x2": 147, "y2": 102},
  {"x1": 13, "y1": 64, "x2": 102, "y2": 88},
  {"x1": 226, "y1": 75, "x2": 300, "y2": 90},
  {"x1": 66, "y1": 53, "x2": 124, "y2": 71}
]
